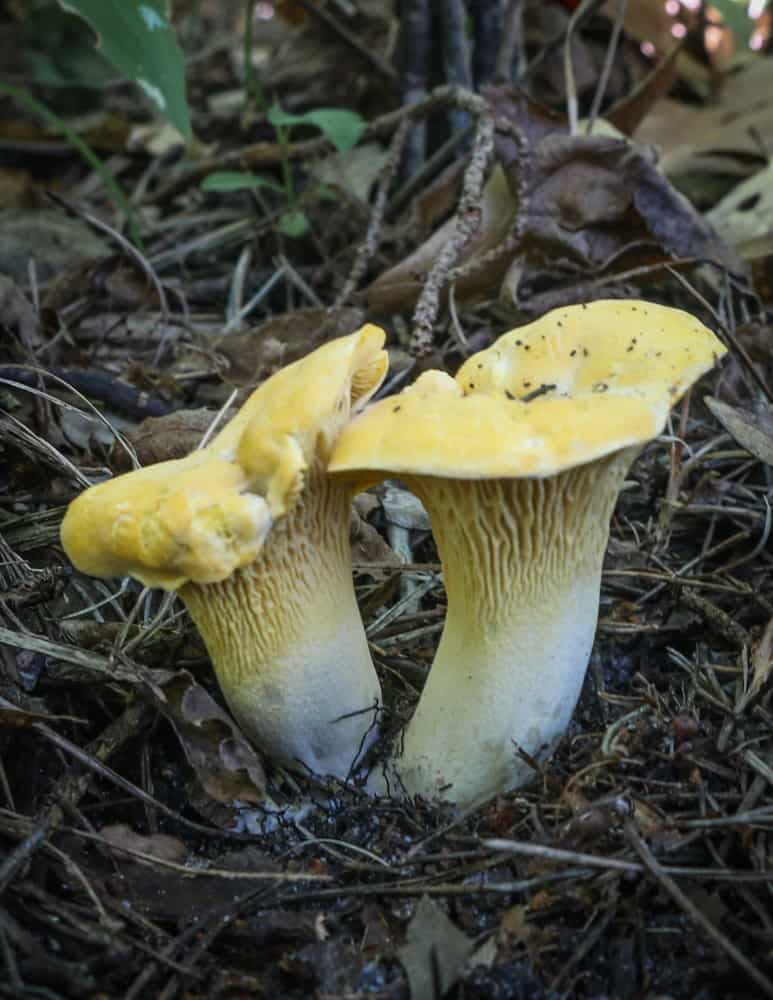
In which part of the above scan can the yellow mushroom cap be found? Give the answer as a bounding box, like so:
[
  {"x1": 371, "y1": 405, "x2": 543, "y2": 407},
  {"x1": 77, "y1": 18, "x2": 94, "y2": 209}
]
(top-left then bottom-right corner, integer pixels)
[
  {"x1": 61, "y1": 325, "x2": 388, "y2": 590},
  {"x1": 61, "y1": 456, "x2": 270, "y2": 589},
  {"x1": 226, "y1": 323, "x2": 387, "y2": 514},
  {"x1": 330, "y1": 302, "x2": 726, "y2": 480}
]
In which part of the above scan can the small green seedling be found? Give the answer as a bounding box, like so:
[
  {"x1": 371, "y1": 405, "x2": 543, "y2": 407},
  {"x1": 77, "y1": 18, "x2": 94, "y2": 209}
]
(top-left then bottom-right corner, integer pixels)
[{"x1": 201, "y1": 103, "x2": 366, "y2": 238}]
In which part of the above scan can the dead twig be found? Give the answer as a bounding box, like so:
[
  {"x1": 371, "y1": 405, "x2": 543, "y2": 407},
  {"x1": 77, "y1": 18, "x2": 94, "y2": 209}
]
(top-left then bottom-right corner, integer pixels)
[
  {"x1": 625, "y1": 819, "x2": 773, "y2": 999},
  {"x1": 334, "y1": 117, "x2": 411, "y2": 308},
  {"x1": 410, "y1": 92, "x2": 494, "y2": 356}
]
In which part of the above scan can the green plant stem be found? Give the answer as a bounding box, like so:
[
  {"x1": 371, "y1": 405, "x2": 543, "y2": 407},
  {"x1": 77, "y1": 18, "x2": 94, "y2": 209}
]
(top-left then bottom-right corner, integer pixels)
[{"x1": 0, "y1": 81, "x2": 140, "y2": 247}]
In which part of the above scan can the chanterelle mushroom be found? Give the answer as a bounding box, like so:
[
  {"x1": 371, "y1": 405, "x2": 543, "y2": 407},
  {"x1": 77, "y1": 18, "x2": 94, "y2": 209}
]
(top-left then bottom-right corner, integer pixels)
[
  {"x1": 61, "y1": 327, "x2": 388, "y2": 780},
  {"x1": 330, "y1": 302, "x2": 725, "y2": 806}
]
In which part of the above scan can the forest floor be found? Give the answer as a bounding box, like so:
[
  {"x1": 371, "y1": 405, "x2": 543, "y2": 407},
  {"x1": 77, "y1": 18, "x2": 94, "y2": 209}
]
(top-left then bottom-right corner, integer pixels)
[{"x1": 2, "y1": 3, "x2": 773, "y2": 998}]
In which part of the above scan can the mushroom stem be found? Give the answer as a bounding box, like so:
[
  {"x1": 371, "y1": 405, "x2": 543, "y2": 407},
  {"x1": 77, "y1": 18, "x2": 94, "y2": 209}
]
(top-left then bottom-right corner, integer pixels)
[
  {"x1": 377, "y1": 449, "x2": 636, "y2": 806},
  {"x1": 182, "y1": 468, "x2": 380, "y2": 780}
]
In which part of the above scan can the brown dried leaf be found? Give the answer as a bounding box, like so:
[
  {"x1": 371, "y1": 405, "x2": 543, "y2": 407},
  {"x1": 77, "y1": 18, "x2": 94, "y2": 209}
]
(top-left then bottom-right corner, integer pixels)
[
  {"x1": 398, "y1": 896, "x2": 475, "y2": 1000},
  {"x1": 53, "y1": 832, "x2": 267, "y2": 921},
  {"x1": 369, "y1": 86, "x2": 740, "y2": 315},
  {"x1": 605, "y1": 37, "x2": 683, "y2": 138},
  {"x1": 714, "y1": 324, "x2": 773, "y2": 402},
  {"x1": 602, "y1": 0, "x2": 680, "y2": 56},
  {"x1": 704, "y1": 395, "x2": 773, "y2": 467},
  {"x1": 414, "y1": 159, "x2": 465, "y2": 233},
  {"x1": 99, "y1": 257, "x2": 162, "y2": 308},
  {"x1": 42, "y1": 254, "x2": 160, "y2": 312},
  {"x1": 523, "y1": 4, "x2": 618, "y2": 109},
  {"x1": 556, "y1": 798, "x2": 626, "y2": 853},
  {"x1": 485, "y1": 86, "x2": 566, "y2": 162},
  {"x1": 367, "y1": 165, "x2": 518, "y2": 312},
  {"x1": 111, "y1": 408, "x2": 234, "y2": 472},
  {"x1": 159, "y1": 670, "x2": 267, "y2": 807},
  {"x1": 267, "y1": 5, "x2": 394, "y2": 111},
  {"x1": 360, "y1": 902, "x2": 398, "y2": 958},
  {"x1": 635, "y1": 57, "x2": 773, "y2": 181},
  {"x1": 632, "y1": 798, "x2": 667, "y2": 841},
  {"x1": 508, "y1": 132, "x2": 741, "y2": 308},
  {"x1": 350, "y1": 510, "x2": 400, "y2": 567},
  {"x1": 98, "y1": 823, "x2": 188, "y2": 864},
  {"x1": 516, "y1": 132, "x2": 738, "y2": 269},
  {"x1": 216, "y1": 306, "x2": 364, "y2": 386}
]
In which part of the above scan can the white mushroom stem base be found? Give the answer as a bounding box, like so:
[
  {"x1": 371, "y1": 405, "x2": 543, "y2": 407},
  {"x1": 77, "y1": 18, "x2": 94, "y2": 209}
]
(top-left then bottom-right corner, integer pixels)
[
  {"x1": 182, "y1": 472, "x2": 381, "y2": 781},
  {"x1": 375, "y1": 449, "x2": 636, "y2": 807}
]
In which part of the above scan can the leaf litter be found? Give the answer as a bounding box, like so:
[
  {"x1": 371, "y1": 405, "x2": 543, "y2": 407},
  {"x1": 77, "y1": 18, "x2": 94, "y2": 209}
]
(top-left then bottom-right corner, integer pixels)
[{"x1": 1, "y1": 3, "x2": 773, "y2": 997}]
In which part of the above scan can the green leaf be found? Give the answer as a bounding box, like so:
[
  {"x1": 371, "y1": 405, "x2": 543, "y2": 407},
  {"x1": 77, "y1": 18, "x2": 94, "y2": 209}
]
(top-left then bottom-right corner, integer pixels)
[
  {"x1": 709, "y1": 0, "x2": 754, "y2": 48},
  {"x1": 306, "y1": 109, "x2": 366, "y2": 151},
  {"x1": 56, "y1": 0, "x2": 191, "y2": 139},
  {"x1": 278, "y1": 210, "x2": 310, "y2": 238},
  {"x1": 267, "y1": 104, "x2": 309, "y2": 129},
  {"x1": 268, "y1": 103, "x2": 366, "y2": 152},
  {"x1": 201, "y1": 171, "x2": 283, "y2": 193},
  {"x1": 22, "y1": 5, "x2": 114, "y2": 88}
]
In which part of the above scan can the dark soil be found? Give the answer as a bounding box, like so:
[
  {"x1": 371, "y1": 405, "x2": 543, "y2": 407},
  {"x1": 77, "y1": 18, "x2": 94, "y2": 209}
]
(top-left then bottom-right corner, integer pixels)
[{"x1": 2, "y1": 3, "x2": 773, "y2": 998}]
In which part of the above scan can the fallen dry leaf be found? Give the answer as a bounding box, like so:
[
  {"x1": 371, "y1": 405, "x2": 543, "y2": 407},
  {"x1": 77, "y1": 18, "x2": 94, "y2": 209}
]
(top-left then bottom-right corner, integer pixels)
[
  {"x1": 602, "y1": 0, "x2": 679, "y2": 59},
  {"x1": 704, "y1": 395, "x2": 773, "y2": 467},
  {"x1": 111, "y1": 408, "x2": 235, "y2": 472},
  {"x1": 53, "y1": 831, "x2": 275, "y2": 922},
  {"x1": 159, "y1": 670, "x2": 268, "y2": 809},
  {"x1": 369, "y1": 86, "x2": 740, "y2": 315},
  {"x1": 350, "y1": 509, "x2": 400, "y2": 566},
  {"x1": 635, "y1": 56, "x2": 773, "y2": 193},
  {"x1": 605, "y1": 37, "x2": 683, "y2": 138},
  {"x1": 714, "y1": 324, "x2": 773, "y2": 402},
  {"x1": 267, "y1": 2, "x2": 394, "y2": 109},
  {"x1": 216, "y1": 306, "x2": 364, "y2": 386},
  {"x1": 398, "y1": 896, "x2": 475, "y2": 1000},
  {"x1": 503, "y1": 130, "x2": 741, "y2": 307},
  {"x1": 367, "y1": 165, "x2": 517, "y2": 313},
  {"x1": 98, "y1": 823, "x2": 188, "y2": 864}
]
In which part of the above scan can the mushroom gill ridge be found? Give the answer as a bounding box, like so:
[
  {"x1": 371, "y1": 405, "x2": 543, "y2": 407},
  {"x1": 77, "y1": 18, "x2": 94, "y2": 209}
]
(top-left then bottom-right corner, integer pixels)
[
  {"x1": 407, "y1": 459, "x2": 627, "y2": 624},
  {"x1": 330, "y1": 300, "x2": 726, "y2": 805},
  {"x1": 61, "y1": 327, "x2": 388, "y2": 781}
]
